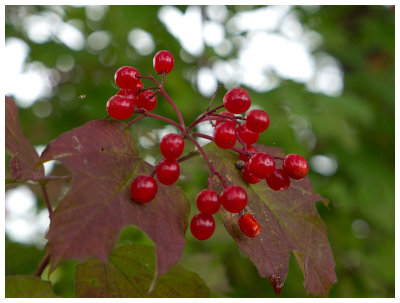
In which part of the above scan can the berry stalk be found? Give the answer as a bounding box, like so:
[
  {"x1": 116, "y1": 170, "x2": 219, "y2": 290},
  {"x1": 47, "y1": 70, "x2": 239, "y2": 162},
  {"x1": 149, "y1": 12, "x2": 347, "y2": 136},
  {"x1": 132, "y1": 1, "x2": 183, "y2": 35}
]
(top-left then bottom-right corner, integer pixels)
[{"x1": 186, "y1": 134, "x2": 228, "y2": 189}]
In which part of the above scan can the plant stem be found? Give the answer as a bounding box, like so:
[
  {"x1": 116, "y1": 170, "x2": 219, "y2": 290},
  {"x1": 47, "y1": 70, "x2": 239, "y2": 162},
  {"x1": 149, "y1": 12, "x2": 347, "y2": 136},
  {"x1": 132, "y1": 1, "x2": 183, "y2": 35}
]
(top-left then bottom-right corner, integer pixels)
[
  {"x1": 177, "y1": 150, "x2": 200, "y2": 163},
  {"x1": 186, "y1": 134, "x2": 228, "y2": 188},
  {"x1": 40, "y1": 183, "x2": 52, "y2": 215},
  {"x1": 34, "y1": 253, "x2": 50, "y2": 277},
  {"x1": 139, "y1": 74, "x2": 186, "y2": 128},
  {"x1": 188, "y1": 104, "x2": 225, "y2": 130},
  {"x1": 128, "y1": 110, "x2": 183, "y2": 131}
]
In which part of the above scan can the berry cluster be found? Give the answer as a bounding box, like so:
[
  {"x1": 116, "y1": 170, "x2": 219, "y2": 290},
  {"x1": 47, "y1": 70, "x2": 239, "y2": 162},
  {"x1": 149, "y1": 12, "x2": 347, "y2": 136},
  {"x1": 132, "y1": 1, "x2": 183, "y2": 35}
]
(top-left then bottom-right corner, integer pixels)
[{"x1": 104, "y1": 50, "x2": 309, "y2": 242}]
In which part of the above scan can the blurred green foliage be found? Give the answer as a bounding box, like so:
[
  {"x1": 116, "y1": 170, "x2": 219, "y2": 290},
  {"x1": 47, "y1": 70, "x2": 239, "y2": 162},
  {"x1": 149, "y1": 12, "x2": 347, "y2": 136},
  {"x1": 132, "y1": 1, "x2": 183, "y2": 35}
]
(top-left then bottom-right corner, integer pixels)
[{"x1": 5, "y1": 5, "x2": 394, "y2": 298}]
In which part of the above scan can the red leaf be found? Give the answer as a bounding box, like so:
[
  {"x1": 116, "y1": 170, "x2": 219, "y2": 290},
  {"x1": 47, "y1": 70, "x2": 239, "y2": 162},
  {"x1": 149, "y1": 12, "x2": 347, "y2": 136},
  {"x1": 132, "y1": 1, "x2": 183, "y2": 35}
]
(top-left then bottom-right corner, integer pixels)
[
  {"x1": 5, "y1": 96, "x2": 45, "y2": 182},
  {"x1": 205, "y1": 143, "x2": 337, "y2": 297},
  {"x1": 40, "y1": 120, "x2": 190, "y2": 275}
]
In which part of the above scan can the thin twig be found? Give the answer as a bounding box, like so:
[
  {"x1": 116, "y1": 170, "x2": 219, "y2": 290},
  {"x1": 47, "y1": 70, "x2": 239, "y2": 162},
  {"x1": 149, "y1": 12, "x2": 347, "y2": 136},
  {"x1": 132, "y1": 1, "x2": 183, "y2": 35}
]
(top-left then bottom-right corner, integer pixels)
[
  {"x1": 206, "y1": 85, "x2": 222, "y2": 112},
  {"x1": 177, "y1": 150, "x2": 200, "y2": 163},
  {"x1": 40, "y1": 183, "x2": 52, "y2": 215},
  {"x1": 34, "y1": 252, "x2": 50, "y2": 277}
]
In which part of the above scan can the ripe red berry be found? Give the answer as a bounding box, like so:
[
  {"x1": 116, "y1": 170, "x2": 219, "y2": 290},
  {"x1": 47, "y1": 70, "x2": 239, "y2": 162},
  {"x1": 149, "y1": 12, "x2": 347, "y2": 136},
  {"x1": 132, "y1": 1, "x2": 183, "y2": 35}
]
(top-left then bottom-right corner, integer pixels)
[
  {"x1": 160, "y1": 133, "x2": 184, "y2": 159},
  {"x1": 115, "y1": 66, "x2": 140, "y2": 89},
  {"x1": 239, "y1": 145, "x2": 258, "y2": 162},
  {"x1": 117, "y1": 89, "x2": 137, "y2": 102},
  {"x1": 106, "y1": 95, "x2": 134, "y2": 120},
  {"x1": 220, "y1": 185, "x2": 247, "y2": 213},
  {"x1": 237, "y1": 123, "x2": 259, "y2": 145},
  {"x1": 213, "y1": 122, "x2": 237, "y2": 149},
  {"x1": 238, "y1": 213, "x2": 261, "y2": 238},
  {"x1": 266, "y1": 168, "x2": 290, "y2": 191},
  {"x1": 283, "y1": 154, "x2": 309, "y2": 180},
  {"x1": 156, "y1": 158, "x2": 180, "y2": 185},
  {"x1": 245, "y1": 109, "x2": 270, "y2": 133},
  {"x1": 196, "y1": 189, "x2": 221, "y2": 215},
  {"x1": 249, "y1": 152, "x2": 275, "y2": 179},
  {"x1": 136, "y1": 91, "x2": 157, "y2": 111},
  {"x1": 242, "y1": 161, "x2": 261, "y2": 184},
  {"x1": 130, "y1": 175, "x2": 157, "y2": 203},
  {"x1": 223, "y1": 88, "x2": 251, "y2": 114},
  {"x1": 190, "y1": 213, "x2": 215, "y2": 240},
  {"x1": 215, "y1": 111, "x2": 236, "y2": 127},
  {"x1": 153, "y1": 50, "x2": 174, "y2": 74}
]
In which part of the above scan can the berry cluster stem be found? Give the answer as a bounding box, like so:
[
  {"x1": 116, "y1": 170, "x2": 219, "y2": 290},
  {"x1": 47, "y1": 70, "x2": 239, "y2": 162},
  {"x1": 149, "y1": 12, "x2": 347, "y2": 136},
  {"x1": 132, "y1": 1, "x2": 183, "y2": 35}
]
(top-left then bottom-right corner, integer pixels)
[
  {"x1": 188, "y1": 104, "x2": 225, "y2": 130},
  {"x1": 186, "y1": 134, "x2": 228, "y2": 188}
]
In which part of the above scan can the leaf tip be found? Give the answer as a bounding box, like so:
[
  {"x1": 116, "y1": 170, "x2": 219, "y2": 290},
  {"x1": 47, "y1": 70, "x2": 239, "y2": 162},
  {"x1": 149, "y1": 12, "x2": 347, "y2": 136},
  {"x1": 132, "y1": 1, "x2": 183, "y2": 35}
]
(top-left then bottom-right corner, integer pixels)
[{"x1": 270, "y1": 274, "x2": 284, "y2": 297}]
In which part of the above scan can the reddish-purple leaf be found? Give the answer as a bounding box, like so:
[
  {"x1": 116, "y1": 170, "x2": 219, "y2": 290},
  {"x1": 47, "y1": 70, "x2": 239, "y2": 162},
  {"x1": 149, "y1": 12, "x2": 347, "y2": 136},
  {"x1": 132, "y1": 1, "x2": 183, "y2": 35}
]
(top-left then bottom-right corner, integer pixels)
[
  {"x1": 205, "y1": 143, "x2": 337, "y2": 297},
  {"x1": 5, "y1": 96, "x2": 45, "y2": 182},
  {"x1": 39, "y1": 120, "x2": 190, "y2": 275}
]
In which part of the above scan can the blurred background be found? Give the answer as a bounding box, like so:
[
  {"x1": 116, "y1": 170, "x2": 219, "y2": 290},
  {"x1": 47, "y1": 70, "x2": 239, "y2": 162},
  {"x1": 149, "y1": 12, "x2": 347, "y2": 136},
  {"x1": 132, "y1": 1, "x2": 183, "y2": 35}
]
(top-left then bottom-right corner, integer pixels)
[{"x1": 5, "y1": 5, "x2": 395, "y2": 298}]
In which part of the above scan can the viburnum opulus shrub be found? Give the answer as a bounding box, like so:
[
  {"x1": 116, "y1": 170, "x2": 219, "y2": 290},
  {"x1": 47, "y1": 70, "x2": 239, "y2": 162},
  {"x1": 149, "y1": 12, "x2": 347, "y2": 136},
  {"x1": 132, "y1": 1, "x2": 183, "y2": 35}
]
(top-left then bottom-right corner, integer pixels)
[{"x1": 5, "y1": 50, "x2": 336, "y2": 298}]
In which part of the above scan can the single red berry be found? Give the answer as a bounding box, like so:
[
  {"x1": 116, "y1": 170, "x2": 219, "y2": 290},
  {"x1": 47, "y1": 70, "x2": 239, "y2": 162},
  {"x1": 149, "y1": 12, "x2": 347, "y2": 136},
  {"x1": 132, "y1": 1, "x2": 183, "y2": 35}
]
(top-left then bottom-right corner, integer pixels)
[
  {"x1": 239, "y1": 145, "x2": 258, "y2": 162},
  {"x1": 160, "y1": 133, "x2": 184, "y2": 159},
  {"x1": 190, "y1": 213, "x2": 215, "y2": 240},
  {"x1": 242, "y1": 161, "x2": 261, "y2": 184},
  {"x1": 223, "y1": 88, "x2": 251, "y2": 114},
  {"x1": 213, "y1": 122, "x2": 237, "y2": 149},
  {"x1": 215, "y1": 111, "x2": 236, "y2": 127},
  {"x1": 153, "y1": 50, "x2": 174, "y2": 74},
  {"x1": 220, "y1": 185, "x2": 247, "y2": 213},
  {"x1": 156, "y1": 158, "x2": 180, "y2": 185},
  {"x1": 196, "y1": 189, "x2": 221, "y2": 215},
  {"x1": 283, "y1": 154, "x2": 309, "y2": 180},
  {"x1": 238, "y1": 213, "x2": 261, "y2": 238},
  {"x1": 245, "y1": 109, "x2": 270, "y2": 133},
  {"x1": 266, "y1": 168, "x2": 290, "y2": 191},
  {"x1": 237, "y1": 123, "x2": 259, "y2": 145},
  {"x1": 137, "y1": 91, "x2": 157, "y2": 111},
  {"x1": 249, "y1": 152, "x2": 275, "y2": 179},
  {"x1": 130, "y1": 175, "x2": 157, "y2": 203},
  {"x1": 106, "y1": 95, "x2": 134, "y2": 120},
  {"x1": 115, "y1": 66, "x2": 140, "y2": 89},
  {"x1": 117, "y1": 89, "x2": 137, "y2": 101}
]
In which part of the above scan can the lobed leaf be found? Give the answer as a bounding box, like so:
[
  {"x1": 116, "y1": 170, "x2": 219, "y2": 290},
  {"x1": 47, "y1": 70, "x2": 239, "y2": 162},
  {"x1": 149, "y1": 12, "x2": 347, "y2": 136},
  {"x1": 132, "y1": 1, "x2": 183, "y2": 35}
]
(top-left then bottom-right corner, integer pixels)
[
  {"x1": 204, "y1": 143, "x2": 337, "y2": 297},
  {"x1": 5, "y1": 275, "x2": 59, "y2": 298},
  {"x1": 5, "y1": 96, "x2": 45, "y2": 182},
  {"x1": 40, "y1": 120, "x2": 190, "y2": 275},
  {"x1": 75, "y1": 244, "x2": 210, "y2": 298}
]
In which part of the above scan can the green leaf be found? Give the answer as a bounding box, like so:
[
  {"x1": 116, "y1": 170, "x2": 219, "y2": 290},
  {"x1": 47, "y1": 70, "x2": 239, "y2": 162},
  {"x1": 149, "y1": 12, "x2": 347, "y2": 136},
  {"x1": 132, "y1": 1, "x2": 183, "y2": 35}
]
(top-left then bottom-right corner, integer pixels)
[
  {"x1": 40, "y1": 120, "x2": 190, "y2": 276},
  {"x1": 75, "y1": 244, "x2": 210, "y2": 298},
  {"x1": 5, "y1": 275, "x2": 60, "y2": 298},
  {"x1": 204, "y1": 143, "x2": 337, "y2": 297}
]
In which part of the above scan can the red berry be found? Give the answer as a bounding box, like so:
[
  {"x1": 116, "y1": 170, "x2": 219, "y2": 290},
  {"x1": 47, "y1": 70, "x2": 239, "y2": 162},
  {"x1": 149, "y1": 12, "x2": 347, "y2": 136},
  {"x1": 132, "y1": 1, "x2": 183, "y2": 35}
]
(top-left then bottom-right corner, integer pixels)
[
  {"x1": 196, "y1": 189, "x2": 221, "y2": 215},
  {"x1": 156, "y1": 158, "x2": 180, "y2": 185},
  {"x1": 160, "y1": 133, "x2": 184, "y2": 159},
  {"x1": 190, "y1": 213, "x2": 215, "y2": 240},
  {"x1": 266, "y1": 168, "x2": 290, "y2": 191},
  {"x1": 283, "y1": 154, "x2": 309, "y2": 180},
  {"x1": 249, "y1": 152, "x2": 275, "y2": 179},
  {"x1": 153, "y1": 50, "x2": 174, "y2": 74},
  {"x1": 216, "y1": 111, "x2": 236, "y2": 127},
  {"x1": 238, "y1": 213, "x2": 261, "y2": 238},
  {"x1": 106, "y1": 95, "x2": 134, "y2": 120},
  {"x1": 242, "y1": 161, "x2": 261, "y2": 184},
  {"x1": 223, "y1": 88, "x2": 251, "y2": 114},
  {"x1": 237, "y1": 123, "x2": 259, "y2": 145},
  {"x1": 117, "y1": 89, "x2": 137, "y2": 102},
  {"x1": 130, "y1": 175, "x2": 157, "y2": 203},
  {"x1": 115, "y1": 66, "x2": 140, "y2": 89},
  {"x1": 213, "y1": 122, "x2": 237, "y2": 149},
  {"x1": 239, "y1": 145, "x2": 258, "y2": 162},
  {"x1": 220, "y1": 185, "x2": 247, "y2": 213},
  {"x1": 137, "y1": 91, "x2": 157, "y2": 111},
  {"x1": 245, "y1": 109, "x2": 270, "y2": 133}
]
